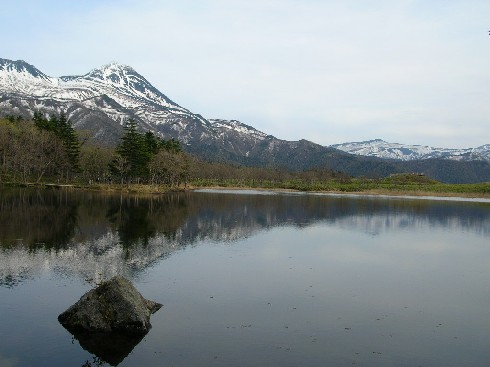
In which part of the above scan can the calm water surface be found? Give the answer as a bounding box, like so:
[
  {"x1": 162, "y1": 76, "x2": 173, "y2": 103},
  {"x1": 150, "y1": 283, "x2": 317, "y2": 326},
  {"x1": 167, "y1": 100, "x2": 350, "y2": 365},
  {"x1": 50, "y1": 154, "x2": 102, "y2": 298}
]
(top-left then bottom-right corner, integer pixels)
[{"x1": 0, "y1": 188, "x2": 489, "y2": 366}]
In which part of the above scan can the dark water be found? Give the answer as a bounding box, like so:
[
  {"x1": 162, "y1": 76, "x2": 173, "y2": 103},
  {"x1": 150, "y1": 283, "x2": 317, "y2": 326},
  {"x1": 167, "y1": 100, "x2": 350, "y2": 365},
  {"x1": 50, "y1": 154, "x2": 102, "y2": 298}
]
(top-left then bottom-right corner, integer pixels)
[{"x1": 0, "y1": 188, "x2": 489, "y2": 367}]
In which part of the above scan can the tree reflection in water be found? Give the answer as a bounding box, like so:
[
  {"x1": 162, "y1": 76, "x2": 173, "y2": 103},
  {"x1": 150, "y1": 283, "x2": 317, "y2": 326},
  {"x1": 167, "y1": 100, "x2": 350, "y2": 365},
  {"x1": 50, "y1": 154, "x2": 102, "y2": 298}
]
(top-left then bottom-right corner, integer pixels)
[{"x1": 1, "y1": 188, "x2": 489, "y2": 288}]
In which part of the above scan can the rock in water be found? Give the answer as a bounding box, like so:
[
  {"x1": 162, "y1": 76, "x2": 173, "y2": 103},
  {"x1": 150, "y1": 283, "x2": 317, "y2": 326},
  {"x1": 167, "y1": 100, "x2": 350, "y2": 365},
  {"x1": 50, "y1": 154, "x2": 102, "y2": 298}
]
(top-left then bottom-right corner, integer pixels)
[
  {"x1": 58, "y1": 276, "x2": 162, "y2": 334},
  {"x1": 70, "y1": 331, "x2": 146, "y2": 366}
]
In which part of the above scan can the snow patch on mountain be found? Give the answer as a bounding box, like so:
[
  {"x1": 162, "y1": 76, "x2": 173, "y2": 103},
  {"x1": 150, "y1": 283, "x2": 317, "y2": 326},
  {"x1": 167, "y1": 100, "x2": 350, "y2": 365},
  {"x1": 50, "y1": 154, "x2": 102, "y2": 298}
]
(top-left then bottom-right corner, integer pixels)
[
  {"x1": 59, "y1": 62, "x2": 186, "y2": 112},
  {"x1": 331, "y1": 139, "x2": 490, "y2": 162},
  {"x1": 209, "y1": 119, "x2": 268, "y2": 140},
  {"x1": 0, "y1": 58, "x2": 57, "y2": 96}
]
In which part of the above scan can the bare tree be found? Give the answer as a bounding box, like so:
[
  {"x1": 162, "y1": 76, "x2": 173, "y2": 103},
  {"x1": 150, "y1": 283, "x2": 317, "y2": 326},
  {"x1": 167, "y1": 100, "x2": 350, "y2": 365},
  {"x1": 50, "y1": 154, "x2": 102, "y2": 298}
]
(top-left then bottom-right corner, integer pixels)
[
  {"x1": 79, "y1": 145, "x2": 114, "y2": 184},
  {"x1": 16, "y1": 126, "x2": 67, "y2": 183},
  {"x1": 149, "y1": 151, "x2": 190, "y2": 186}
]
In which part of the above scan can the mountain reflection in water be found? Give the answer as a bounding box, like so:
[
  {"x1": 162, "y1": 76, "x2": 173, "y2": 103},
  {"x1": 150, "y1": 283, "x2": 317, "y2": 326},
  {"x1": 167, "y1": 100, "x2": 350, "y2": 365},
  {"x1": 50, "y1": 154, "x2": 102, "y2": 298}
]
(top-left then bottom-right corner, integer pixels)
[{"x1": 1, "y1": 188, "x2": 489, "y2": 288}]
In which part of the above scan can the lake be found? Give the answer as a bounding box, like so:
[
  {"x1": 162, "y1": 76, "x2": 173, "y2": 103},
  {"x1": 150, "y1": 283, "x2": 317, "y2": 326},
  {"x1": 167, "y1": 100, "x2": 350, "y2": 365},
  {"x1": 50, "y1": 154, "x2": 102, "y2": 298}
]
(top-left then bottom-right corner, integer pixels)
[{"x1": 0, "y1": 187, "x2": 489, "y2": 367}]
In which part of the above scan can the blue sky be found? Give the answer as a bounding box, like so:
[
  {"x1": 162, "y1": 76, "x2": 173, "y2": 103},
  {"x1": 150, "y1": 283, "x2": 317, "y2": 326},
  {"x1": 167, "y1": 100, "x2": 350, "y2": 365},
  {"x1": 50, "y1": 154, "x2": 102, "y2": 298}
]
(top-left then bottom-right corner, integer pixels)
[{"x1": 2, "y1": 0, "x2": 490, "y2": 148}]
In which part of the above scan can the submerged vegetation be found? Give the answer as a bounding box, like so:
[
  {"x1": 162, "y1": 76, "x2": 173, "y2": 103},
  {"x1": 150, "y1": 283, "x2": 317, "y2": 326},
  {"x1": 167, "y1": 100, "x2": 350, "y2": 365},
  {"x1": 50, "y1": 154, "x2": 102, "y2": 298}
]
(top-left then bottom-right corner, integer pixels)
[{"x1": 0, "y1": 114, "x2": 489, "y2": 198}]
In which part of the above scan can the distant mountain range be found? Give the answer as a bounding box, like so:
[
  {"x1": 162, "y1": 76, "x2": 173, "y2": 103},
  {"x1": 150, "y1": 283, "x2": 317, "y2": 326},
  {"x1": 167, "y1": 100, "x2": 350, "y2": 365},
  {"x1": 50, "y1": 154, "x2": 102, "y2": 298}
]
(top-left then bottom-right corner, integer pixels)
[
  {"x1": 1, "y1": 57, "x2": 489, "y2": 183},
  {"x1": 332, "y1": 139, "x2": 490, "y2": 162}
]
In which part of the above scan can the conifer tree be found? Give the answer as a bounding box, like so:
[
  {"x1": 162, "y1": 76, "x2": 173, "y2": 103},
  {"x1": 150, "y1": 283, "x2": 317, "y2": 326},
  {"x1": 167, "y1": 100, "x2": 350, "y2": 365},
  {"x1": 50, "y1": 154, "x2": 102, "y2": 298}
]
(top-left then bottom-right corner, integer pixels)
[
  {"x1": 112, "y1": 119, "x2": 150, "y2": 182},
  {"x1": 144, "y1": 131, "x2": 161, "y2": 155},
  {"x1": 33, "y1": 110, "x2": 50, "y2": 130},
  {"x1": 57, "y1": 112, "x2": 80, "y2": 172},
  {"x1": 109, "y1": 118, "x2": 188, "y2": 184},
  {"x1": 160, "y1": 138, "x2": 182, "y2": 153}
]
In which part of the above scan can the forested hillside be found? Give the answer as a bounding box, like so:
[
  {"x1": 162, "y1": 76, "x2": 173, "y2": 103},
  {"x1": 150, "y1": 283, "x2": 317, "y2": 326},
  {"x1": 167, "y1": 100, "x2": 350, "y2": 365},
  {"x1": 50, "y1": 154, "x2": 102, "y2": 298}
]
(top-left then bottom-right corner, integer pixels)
[{"x1": 0, "y1": 113, "x2": 349, "y2": 187}]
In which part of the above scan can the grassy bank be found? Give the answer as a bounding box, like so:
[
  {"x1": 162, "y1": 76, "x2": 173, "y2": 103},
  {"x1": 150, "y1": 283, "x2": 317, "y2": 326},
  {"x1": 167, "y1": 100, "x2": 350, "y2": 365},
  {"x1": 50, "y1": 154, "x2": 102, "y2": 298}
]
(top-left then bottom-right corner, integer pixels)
[
  {"x1": 190, "y1": 176, "x2": 490, "y2": 198},
  {"x1": 77, "y1": 183, "x2": 184, "y2": 194},
  {"x1": 0, "y1": 181, "x2": 182, "y2": 195},
  {"x1": 2, "y1": 174, "x2": 490, "y2": 198}
]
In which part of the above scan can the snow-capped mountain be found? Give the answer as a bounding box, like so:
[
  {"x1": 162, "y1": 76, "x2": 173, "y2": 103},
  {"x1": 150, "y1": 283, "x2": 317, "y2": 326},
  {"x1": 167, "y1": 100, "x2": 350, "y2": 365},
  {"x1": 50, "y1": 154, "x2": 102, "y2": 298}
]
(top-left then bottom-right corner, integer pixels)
[
  {"x1": 0, "y1": 58, "x2": 279, "y2": 155},
  {"x1": 1, "y1": 57, "x2": 490, "y2": 183},
  {"x1": 0, "y1": 58, "x2": 215, "y2": 142},
  {"x1": 331, "y1": 139, "x2": 490, "y2": 162},
  {"x1": 1, "y1": 58, "x2": 184, "y2": 112},
  {"x1": 0, "y1": 57, "x2": 325, "y2": 164}
]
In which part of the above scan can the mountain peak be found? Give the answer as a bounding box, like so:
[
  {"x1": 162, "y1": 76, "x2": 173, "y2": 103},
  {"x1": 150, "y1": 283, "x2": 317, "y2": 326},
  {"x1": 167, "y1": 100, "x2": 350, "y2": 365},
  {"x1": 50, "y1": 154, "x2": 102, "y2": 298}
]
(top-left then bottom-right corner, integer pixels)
[
  {"x1": 0, "y1": 58, "x2": 50, "y2": 81},
  {"x1": 58, "y1": 62, "x2": 140, "y2": 85},
  {"x1": 94, "y1": 61, "x2": 136, "y2": 75},
  {"x1": 81, "y1": 62, "x2": 137, "y2": 83}
]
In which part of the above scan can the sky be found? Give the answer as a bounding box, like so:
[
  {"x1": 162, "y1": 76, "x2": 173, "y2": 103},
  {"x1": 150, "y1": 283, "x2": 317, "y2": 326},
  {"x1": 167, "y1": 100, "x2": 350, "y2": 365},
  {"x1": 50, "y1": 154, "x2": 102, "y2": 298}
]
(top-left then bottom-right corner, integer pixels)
[{"x1": 1, "y1": 0, "x2": 490, "y2": 148}]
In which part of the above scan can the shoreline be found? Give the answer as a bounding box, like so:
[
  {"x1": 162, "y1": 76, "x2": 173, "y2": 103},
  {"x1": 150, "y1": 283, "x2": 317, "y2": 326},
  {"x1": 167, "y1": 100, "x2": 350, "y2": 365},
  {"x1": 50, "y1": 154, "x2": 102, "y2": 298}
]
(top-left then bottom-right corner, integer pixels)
[
  {"x1": 191, "y1": 186, "x2": 490, "y2": 202},
  {"x1": 2, "y1": 182, "x2": 489, "y2": 201}
]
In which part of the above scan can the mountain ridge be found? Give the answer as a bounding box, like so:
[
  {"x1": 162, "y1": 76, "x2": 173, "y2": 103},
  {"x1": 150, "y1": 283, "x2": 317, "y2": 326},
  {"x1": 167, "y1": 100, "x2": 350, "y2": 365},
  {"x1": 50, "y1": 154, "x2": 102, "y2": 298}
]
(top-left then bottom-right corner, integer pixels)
[
  {"x1": 331, "y1": 139, "x2": 490, "y2": 162},
  {"x1": 1, "y1": 57, "x2": 489, "y2": 183}
]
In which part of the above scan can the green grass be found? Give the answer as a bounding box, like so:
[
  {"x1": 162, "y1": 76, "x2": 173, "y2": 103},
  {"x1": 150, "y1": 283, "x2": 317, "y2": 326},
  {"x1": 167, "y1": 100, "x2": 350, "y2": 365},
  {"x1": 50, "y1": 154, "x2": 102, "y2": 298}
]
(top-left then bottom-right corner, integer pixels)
[
  {"x1": 190, "y1": 176, "x2": 490, "y2": 197},
  {"x1": 2, "y1": 174, "x2": 489, "y2": 197}
]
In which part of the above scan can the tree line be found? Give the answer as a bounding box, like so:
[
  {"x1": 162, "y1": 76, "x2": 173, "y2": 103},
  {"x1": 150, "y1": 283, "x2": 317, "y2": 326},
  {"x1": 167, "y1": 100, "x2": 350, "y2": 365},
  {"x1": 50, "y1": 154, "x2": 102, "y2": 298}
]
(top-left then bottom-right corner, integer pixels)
[
  {"x1": 108, "y1": 118, "x2": 189, "y2": 185},
  {"x1": 0, "y1": 111, "x2": 350, "y2": 187},
  {"x1": 0, "y1": 113, "x2": 78, "y2": 183},
  {"x1": 0, "y1": 112, "x2": 191, "y2": 186}
]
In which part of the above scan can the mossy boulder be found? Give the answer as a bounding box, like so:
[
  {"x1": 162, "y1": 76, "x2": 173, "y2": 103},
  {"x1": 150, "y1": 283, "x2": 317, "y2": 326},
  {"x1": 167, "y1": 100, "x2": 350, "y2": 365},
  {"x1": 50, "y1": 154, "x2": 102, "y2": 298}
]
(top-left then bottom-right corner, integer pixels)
[{"x1": 58, "y1": 276, "x2": 162, "y2": 334}]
